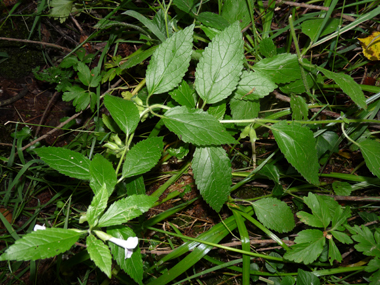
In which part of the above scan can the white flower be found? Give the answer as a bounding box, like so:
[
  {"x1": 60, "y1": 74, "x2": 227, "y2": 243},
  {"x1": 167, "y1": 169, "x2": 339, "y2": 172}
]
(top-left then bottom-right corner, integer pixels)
[
  {"x1": 109, "y1": 236, "x2": 138, "y2": 259},
  {"x1": 33, "y1": 224, "x2": 46, "y2": 231}
]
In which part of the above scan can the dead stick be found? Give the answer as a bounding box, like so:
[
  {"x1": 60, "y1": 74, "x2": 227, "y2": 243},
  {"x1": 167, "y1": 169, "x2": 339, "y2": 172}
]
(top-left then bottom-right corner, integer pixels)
[{"x1": 0, "y1": 37, "x2": 72, "y2": 52}]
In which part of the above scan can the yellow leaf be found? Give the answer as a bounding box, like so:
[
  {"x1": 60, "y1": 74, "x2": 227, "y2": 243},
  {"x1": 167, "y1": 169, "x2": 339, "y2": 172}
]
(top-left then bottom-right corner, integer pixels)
[{"x1": 358, "y1": 31, "x2": 380, "y2": 61}]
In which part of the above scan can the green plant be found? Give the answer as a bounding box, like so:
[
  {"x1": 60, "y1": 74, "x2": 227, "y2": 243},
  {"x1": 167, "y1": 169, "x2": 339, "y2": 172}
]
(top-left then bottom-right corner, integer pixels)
[{"x1": 2, "y1": 1, "x2": 380, "y2": 284}]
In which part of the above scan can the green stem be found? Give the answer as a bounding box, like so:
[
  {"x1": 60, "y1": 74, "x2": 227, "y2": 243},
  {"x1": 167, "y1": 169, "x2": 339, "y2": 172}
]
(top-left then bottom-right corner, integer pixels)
[
  {"x1": 341, "y1": 123, "x2": 360, "y2": 147},
  {"x1": 289, "y1": 14, "x2": 311, "y2": 96},
  {"x1": 147, "y1": 226, "x2": 286, "y2": 262},
  {"x1": 220, "y1": 118, "x2": 380, "y2": 125}
]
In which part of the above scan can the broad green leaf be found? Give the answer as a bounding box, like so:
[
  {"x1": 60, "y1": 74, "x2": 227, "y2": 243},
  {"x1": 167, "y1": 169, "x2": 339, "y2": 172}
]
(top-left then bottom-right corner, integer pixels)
[
  {"x1": 90, "y1": 154, "x2": 117, "y2": 196},
  {"x1": 367, "y1": 257, "x2": 380, "y2": 273},
  {"x1": 108, "y1": 226, "x2": 143, "y2": 285},
  {"x1": 303, "y1": 192, "x2": 331, "y2": 229},
  {"x1": 86, "y1": 235, "x2": 112, "y2": 278},
  {"x1": 259, "y1": 38, "x2": 277, "y2": 58},
  {"x1": 169, "y1": 80, "x2": 197, "y2": 108},
  {"x1": 35, "y1": 147, "x2": 90, "y2": 180},
  {"x1": 316, "y1": 131, "x2": 339, "y2": 158},
  {"x1": 252, "y1": 198, "x2": 295, "y2": 233},
  {"x1": 230, "y1": 97, "x2": 259, "y2": 126},
  {"x1": 253, "y1": 53, "x2": 302, "y2": 84},
  {"x1": 221, "y1": 0, "x2": 250, "y2": 28},
  {"x1": 290, "y1": 94, "x2": 308, "y2": 120},
  {"x1": 48, "y1": 0, "x2": 73, "y2": 23},
  {"x1": 331, "y1": 205, "x2": 351, "y2": 230},
  {"x1": 284, "y1": 229, "x2": 325, "y2": 264},
  {"x1": 122, "y1": 137, "x2": 163, "y2": 179},
  {"x1": 279, "y1": 74, "x2": 315, "y2": 95},
  {"x1": 302, "y1": 18, "x2": 340, "y2": 42},
  {"x1": 163, "y1": 106, "x2": 236, "y2": 145},
  {"x1": 62, "y1": 85, "x2": 90, "y2": 112},
  {"x1": 77, "y1": 62, "x2": 91, "y2": 86},
  {"x1": 207, "y1": 100, "x2": 226, "y2": 120},
  {"x1": 125, "y1": 175, "x2": 146, "y2": 195},
  {"x1": 297, "y1": 269, "x2": 320, "y2": 285},
  {"x1": 296, "y1": 211, "x2": 323, "y2": 228},
  {"x1": 331, "y1": 231, "x2": 353, "y2": 244},
  {"x1": 195, "y1": 21, "x2": 244, "y2": 104},
  {"x1": 258, "y1": 164, "x2": 280, "y2": 184},
  {"x1": 359, "y1": 139, "x2": 380, "y2": 179},
  {"x1": 280, "y1": 276, "x2": 295, "y2": 285},
  {"x1": 200, "y1": 26, "x2": 221, "y2": 40},
  {"x1": 123, "y1": 10, "x2": 166, "y2": 42},
  {"x1": 146, "y1": 24, "x2": 194, "y2": 95},
  {"x1": 192, "y1": 147, "x2": 232, "y2": 212},
  {"x1": 197, "y1": 12, "x2": 230, "y2": 30},
  {"x1": 120, "y1": 46, "x2": 158, "y2": 70},
  {"x1": 369, "y1": 269, "x2": 380, "y2": 285},
  {"x1": 97, "y1": 195, "x2": 157, "y2": 227},
  {"x1": 0, "y1": 228, "x2": 82, "y2": 261},
  {"x1": 351, "y1": 225, "x2": 380, "y2": 257},
  {"x1": 328, "y1": 238, "x2": 342, "y2": 265},
  {"x1": 317, "y1": 67, "x2": 367, "y2": 110},
  {"x1": 173, "y1": 0, "x2": 196, "y2": 14},
  {"x1": 87, "y1": 184, "x2": 109, "y2": 227},
  {"x1": 264, "y1": 252, "x2": 284, "y2": 273},
  {"x1": 271, "y1": 122, "x2": 320, "y2": 185},
  {"x1": 103, "y1": 94, "x2": 140, "y2": 137}
]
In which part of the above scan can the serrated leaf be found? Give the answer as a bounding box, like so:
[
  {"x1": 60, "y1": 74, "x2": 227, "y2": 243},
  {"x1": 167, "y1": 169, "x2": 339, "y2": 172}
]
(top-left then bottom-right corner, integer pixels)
[
  {"x1": 369, "y1": 269, "x2": 380, "y2": 285},
  {"x1": 332, "y1": 181, "x2": 352, "y2": 196},
  {"x1": 87, "y1": 184, "x2": 109, "y2": 227},
  {"x1": 103, "y1": 94, "x2": 140, "y2": 137},
  {"x1": 108, "y1": 226, "x2": 143, "y2": 285},
  {"x1": 48, "y1": 0, "x2": 73, "y2": 23},
  {"x1": 163, "y1": 106, "x2": 236, "y2": 145},
  {"x1": 87, "y1": 235, "x2": 112, "y2": 278},
  {"x1": 90, "y1": 154, "x2": 117, "y2": 196},
  {"x1": 169, "y1": 80, "x2": 197, "y2": 108},
  {"x1": 97, "y1": 195, "x2": 157, "y2": 227},
  {"x1": 253, "y1": 53, "x2": 302, "y2": 84},
  {"x1": 328, "y1": 238, "x2": 342, "y2": 264},
  {"x1": 359, "y1": 139, "x2": 380, "y2": 179},
  {"x1": 284, "y1": 229, "x2": 325, "y2": 264},
  {"x1": 195, "y1": 21, "x2": 244, "y2": 104},
  {"x1": 297, "y1": 269, "x2": 320, "y2": 285},
  {"x1": 0, "y1": 228, "x2": 82, "y2": 261},
  {"x1": 290, "y1": 94, "x2": 308, "y2": 120},
  {"x1": 252, "y1": 198, "x2": 295, "y2": 233},
  {"x1": 146, "y1": 24, "x2": 194, "y2": 95},
  {"x1": 317, "y1": 67, "x2": 367, "y2": 110},
  {"x1": 367, "y1": 257, "x2": 380, "y2": 273},
  {"x1": 122, "y1": 137, "x2": 163, "y2": 179},
  {"x1": 192, "y1": 147, "x2": 232, "y2": 212},
  {"x1": 302, "y1": 192, "x2": 331, "y2": 229},
  {"x1": 62, "y1": 85, "x2": 90, "y2": 112},
  {"x1": 271, "y1": 122, "x2": 320, "y2": 185},
  {"x1": 351, "y1": 225, "x2": 380, "y2": 257},
  {"x1": 35, "y1": 147, "x2": 90, "y2": 180},
  {"x1": 230, "y1": 97, "x2": 259, "y2": 126},
  {"x1": 331, "y1": 231, "x2": 353, "y2": 244}
]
